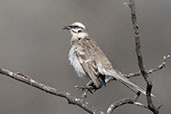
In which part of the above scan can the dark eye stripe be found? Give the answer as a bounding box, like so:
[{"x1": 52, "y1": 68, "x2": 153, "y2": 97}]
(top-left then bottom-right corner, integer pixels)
[
  {"x1": 70, "y1": 25, "x2": 83, "y2": 29},
  {"x1": 72, "y1": 25, "x2": 79, "y2": 28}
]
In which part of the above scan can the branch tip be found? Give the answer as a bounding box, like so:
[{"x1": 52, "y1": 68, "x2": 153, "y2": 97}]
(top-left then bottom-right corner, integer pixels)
[
  {"x1": 123, "y1": 2, "x2": 130, "y2": 8},
  {"x1": 157, "y1": 105, "x2": 163, "y2": 110},
  {"x1": 163, "y1": 54, "x2": 170, "y2": 61}
]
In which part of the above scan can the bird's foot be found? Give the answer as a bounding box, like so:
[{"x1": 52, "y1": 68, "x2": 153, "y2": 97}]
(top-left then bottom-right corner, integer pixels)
[{"x1": 75, "y1": 85, "x2": 97, "y2": 98}]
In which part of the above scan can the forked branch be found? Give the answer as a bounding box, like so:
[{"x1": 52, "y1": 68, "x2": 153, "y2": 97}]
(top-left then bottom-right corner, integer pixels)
[
  {"x1": 0, "y1": 0, "x2": 169, "y2": 114},
  {"x1": 126, "y1": 0, "x2": 160, "y2": 113},
  {"x1": 0, "y1": 68, "x2": 101, "y2": 114}
]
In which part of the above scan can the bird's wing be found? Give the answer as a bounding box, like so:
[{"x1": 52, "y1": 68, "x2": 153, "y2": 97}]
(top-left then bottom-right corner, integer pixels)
[
  {"x1": 75, "y1": 38, "x2": 101, "y2": 88},
  {"x1": 81, "y1": 38, "x2": 153, "y2": 96}
]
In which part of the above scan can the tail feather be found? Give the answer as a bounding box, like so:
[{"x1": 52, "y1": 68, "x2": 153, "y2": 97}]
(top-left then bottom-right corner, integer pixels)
[{"x1": 109, "y1": 70, "x2": 154, "y2": 97}]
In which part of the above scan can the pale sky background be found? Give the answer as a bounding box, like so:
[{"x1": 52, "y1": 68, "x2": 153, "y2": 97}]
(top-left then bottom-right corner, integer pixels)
[{"x1": 0, "y1": 0, "x2": 171, "y2": 114}]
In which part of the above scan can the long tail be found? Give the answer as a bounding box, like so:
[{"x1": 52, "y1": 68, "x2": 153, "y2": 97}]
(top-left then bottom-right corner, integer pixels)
[{"x1": 109, "y1": 70, "x2": 154, "y2": 96}]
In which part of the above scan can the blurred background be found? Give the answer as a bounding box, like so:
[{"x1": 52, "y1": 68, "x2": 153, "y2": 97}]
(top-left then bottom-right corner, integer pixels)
[{"x1": 0, "y1": 0, "x2": 170, "y2": 114}]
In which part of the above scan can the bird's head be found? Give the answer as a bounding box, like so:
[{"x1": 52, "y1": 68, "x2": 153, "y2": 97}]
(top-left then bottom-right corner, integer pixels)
[{"x1": 63, "y1": 22, "x2": 88, "y2": 38}]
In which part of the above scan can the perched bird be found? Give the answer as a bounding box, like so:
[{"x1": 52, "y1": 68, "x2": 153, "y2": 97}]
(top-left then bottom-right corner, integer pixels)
[{"x1": 63, "y1": 22, "x2": 147, "y2": 95}]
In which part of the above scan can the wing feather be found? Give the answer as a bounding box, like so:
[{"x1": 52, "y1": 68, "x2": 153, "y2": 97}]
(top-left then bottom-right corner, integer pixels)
[
  {"x1": 72, "y1": 36, "x2": 153, "y2": 96},
  {"x1": 75, "y1": 38, "x2": 101, "y2": 88}
]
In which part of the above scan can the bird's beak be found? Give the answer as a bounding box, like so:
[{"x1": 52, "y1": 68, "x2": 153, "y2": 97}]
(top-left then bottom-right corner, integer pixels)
[{"x1": 62, "y1": 26, "x2": 71, "y2": 30}]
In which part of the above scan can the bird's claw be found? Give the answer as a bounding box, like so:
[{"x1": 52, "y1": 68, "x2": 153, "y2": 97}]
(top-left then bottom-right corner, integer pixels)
[{"x1": 75, "y1": 85, "x2": 96, "y2": 94}]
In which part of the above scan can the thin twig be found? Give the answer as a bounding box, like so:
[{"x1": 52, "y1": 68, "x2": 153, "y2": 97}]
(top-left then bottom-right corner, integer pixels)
[
  {"x1": 104, "y1": 54, "x2": 170, "y2": 84},
  {"x1": 107, "y1": 92, "x2": 148, "y2": 114},
  {"x1": 127, "y1": 0, "x2": 159, "y2": 113},
  {"x1": 0, "y1": 67, "x2": 102, "y2": 114},
  {"x1": 126, "y1": 54, "x2": 170, "y2": 78}
]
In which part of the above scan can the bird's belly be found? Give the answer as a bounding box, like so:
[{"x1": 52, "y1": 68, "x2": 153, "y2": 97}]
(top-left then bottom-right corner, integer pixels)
[{"x1": 68, "y1": 48, "x2": 87, "y2": 78}]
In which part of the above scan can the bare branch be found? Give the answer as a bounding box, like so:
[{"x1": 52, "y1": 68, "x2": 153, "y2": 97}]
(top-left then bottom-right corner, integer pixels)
[
  {"x1": 107, "y1": 93, "x2": 148, "y2": 114},
  {"x1": 104, "y1": 54, "x2": 170, "y2": 85},
  {"x1": 126, "y1": 0, "x2": 160, "y2": 113},
  {"x1": 126, "y1": 54, "x2": 170, "y2": 78},
  {"x1": 0, "y1": 67, "x2": 103, "y2": 114},
  {"x1": 0, "y1": 1, "x2": 168, "y2": 114}
]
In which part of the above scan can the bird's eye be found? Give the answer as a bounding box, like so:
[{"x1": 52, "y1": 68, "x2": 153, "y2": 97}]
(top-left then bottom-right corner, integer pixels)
[{"x1": 78, "y1": 30, "x2": 82, "y2": 33}]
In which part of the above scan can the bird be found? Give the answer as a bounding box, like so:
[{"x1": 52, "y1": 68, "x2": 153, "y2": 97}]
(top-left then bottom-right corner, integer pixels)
[{"x1": 63, "y1": 22, "x2": 148, "y2": 95}]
